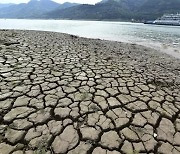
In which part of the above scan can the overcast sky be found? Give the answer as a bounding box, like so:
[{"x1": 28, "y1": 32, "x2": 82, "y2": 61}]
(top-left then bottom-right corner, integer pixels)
[{"x1": 0, "y1": 0, "x2": 101, "y2": 4}]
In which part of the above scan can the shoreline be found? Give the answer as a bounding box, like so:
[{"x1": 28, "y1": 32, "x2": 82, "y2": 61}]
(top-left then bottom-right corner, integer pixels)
[
  {"x1": 1, "y1": 23, "x2": 180, "y2": 60},
  {"x1": 0, "y1": 30, "x2": 180, "y2": 154},
  {"x1": 2, "y1": 29, "x2": 179, "y2": 60},
  {"x1": 1, "y1": 18, "x2": 180, "y2": 60}
]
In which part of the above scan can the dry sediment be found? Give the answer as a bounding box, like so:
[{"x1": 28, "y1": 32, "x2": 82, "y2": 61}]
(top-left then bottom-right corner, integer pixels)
[{"x1": 0, "y1": 30, "x2": 180, "y2": 154}]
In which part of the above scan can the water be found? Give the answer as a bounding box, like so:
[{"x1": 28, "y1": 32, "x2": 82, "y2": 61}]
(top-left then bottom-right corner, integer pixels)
[{"x1": 0, "y1": 19, "x2": 180, "y2": 58}]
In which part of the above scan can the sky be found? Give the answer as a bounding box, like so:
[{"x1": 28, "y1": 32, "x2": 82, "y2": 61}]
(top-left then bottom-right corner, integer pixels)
[{"x1": 0, "y1": 0, "x2": 101, "y2": 4}]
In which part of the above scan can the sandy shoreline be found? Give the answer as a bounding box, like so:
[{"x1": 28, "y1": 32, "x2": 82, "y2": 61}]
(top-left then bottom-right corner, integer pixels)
[{"x1": 0, "y1": 30, "x2": 180, "y2": 154}]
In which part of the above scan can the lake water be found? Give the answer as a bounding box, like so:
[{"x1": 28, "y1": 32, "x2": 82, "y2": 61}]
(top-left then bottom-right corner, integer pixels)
[{"x1": 0, "y1": 19, "x2": 180, "y2": 58}]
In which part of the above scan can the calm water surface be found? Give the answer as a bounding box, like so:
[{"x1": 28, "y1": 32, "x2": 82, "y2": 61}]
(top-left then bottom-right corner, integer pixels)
[{"x1": 0, "y1": 19, "x2": 180, "y2": 58}]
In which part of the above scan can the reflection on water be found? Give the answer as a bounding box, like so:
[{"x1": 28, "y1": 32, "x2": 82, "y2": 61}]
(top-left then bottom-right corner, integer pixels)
[{"x1": 0, "y1": 19, "x2": 180, "y2": 58}]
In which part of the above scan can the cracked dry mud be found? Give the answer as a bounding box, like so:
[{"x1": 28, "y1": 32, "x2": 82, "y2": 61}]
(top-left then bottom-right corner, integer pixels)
[{"x1": 0, "y1": 30, "x2": 180, "y2": 154}]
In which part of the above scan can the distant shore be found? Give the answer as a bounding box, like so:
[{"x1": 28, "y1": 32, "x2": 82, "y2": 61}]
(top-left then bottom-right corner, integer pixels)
[
  {"x1": 0, "y1": 30, "x2": 180, "y2": 154},
  {"x1": 0, "y1": 17, "x2": 139, "y2": 22}
]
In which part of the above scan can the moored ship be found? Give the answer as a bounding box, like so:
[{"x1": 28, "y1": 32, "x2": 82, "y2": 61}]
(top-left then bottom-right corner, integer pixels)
[{"x1": 145, "y1": 13, "x2": 180, "y2": 26}]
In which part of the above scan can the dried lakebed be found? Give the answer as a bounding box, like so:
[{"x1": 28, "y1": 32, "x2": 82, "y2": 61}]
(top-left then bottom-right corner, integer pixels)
[{"x1": 0, "y1": 30, "x2": 180, "y2": 154}]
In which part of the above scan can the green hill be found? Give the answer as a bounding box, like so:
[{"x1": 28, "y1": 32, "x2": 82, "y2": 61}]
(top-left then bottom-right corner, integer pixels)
[
  {"x1": 46, "y1": 0, "x2": 180, "y2": 20},
  {"x1": 0, "y1": 0, "x2": 180, "y2": 21}
]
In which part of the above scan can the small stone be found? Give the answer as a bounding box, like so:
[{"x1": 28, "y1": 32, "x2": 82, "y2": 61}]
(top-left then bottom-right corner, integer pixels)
[{"x1": 153, "y1": 133, "x2": 157, "y2": 138}]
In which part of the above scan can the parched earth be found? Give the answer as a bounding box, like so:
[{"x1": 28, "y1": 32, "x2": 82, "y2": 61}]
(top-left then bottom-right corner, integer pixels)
[{"x1": 0, "y1": 30, "x2": 180, "y2": 154}]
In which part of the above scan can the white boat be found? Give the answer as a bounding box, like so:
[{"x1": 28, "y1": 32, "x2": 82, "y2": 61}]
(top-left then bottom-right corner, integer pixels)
[{"x1": 153, "y1": 13, "x2": 180, "y2": 26}]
